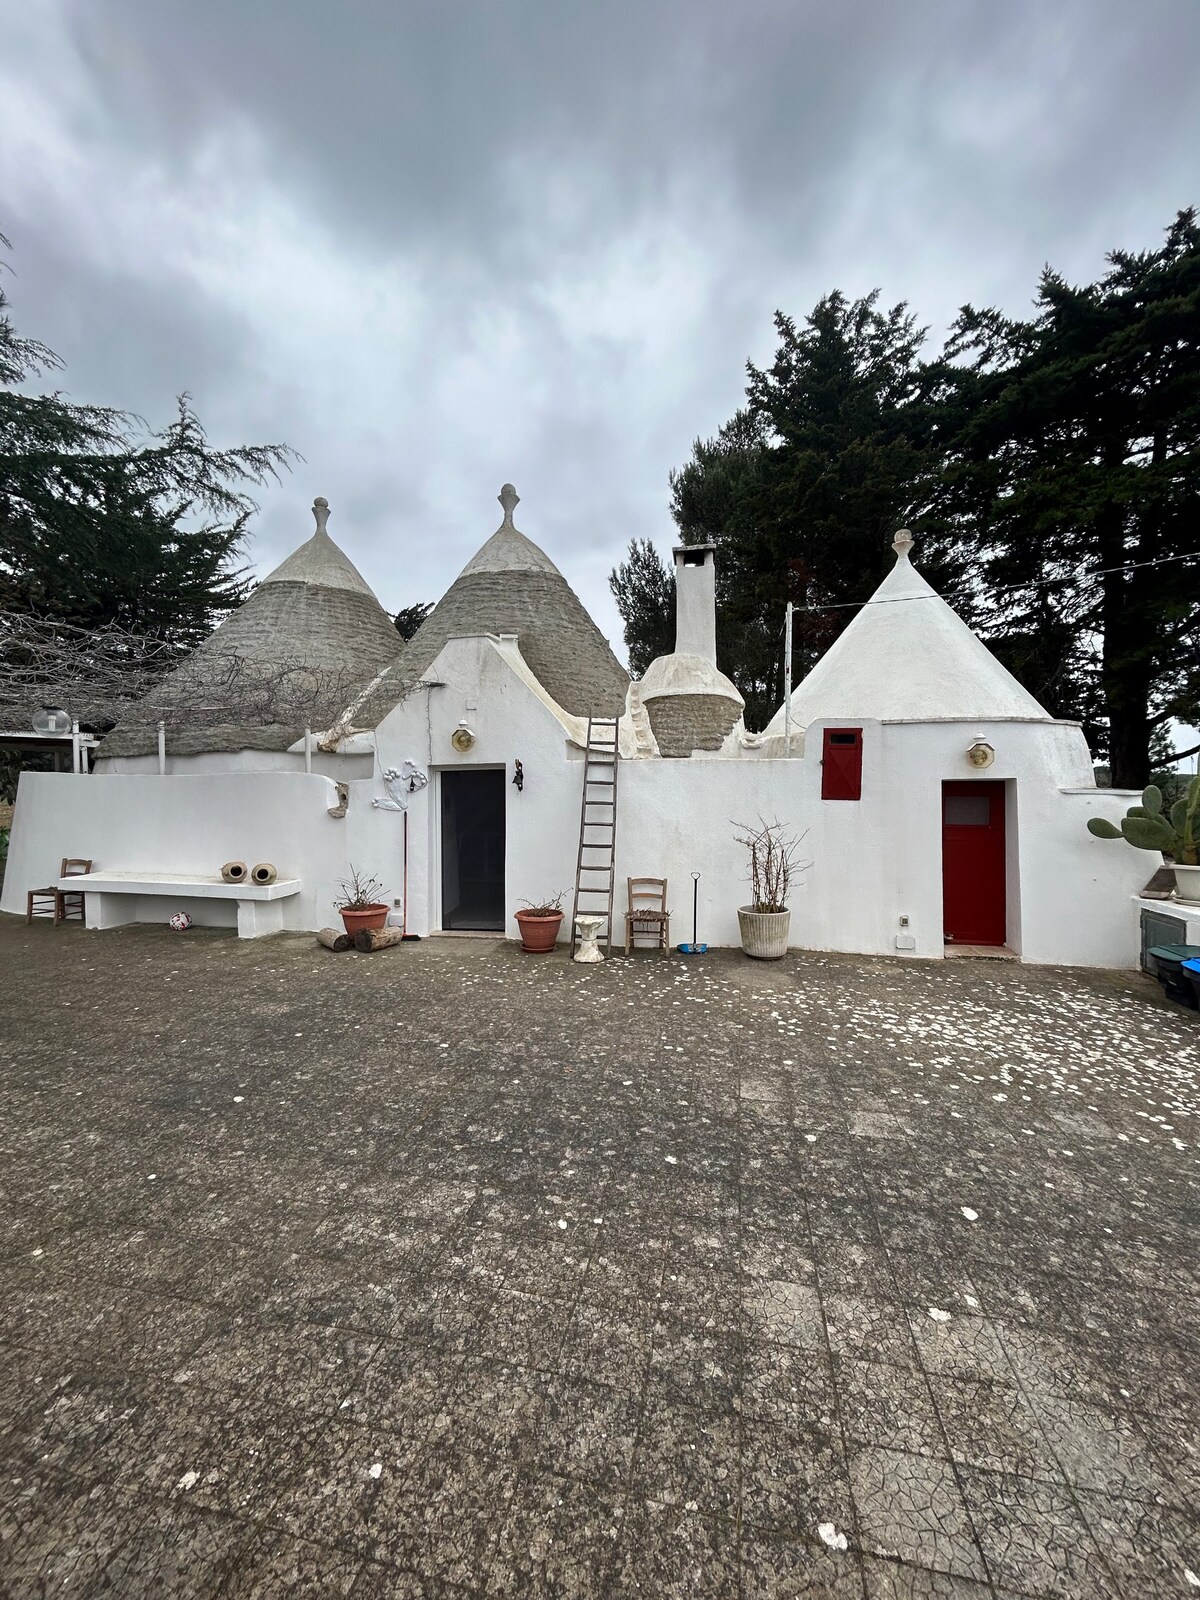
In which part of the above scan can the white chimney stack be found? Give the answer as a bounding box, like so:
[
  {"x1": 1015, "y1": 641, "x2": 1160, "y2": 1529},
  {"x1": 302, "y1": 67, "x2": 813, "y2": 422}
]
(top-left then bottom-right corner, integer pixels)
[{"x1": 673, "y1": 544, "x2": 717, "y2": 665}]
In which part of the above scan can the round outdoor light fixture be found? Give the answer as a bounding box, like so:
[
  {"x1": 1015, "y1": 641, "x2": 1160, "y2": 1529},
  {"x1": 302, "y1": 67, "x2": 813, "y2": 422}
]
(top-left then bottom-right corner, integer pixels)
[
  {"x1": 966, "y1": 738, "x2": 995, "y2": 769},
  {"x1": 32, "y1": 706, "x2": 71, "y2": 736},
  {"x1": 451, "y1": 723, "x2": 476, "y2": 753}
]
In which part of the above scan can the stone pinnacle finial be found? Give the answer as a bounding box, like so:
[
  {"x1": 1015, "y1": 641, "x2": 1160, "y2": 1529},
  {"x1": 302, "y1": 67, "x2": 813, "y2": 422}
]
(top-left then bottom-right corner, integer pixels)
[
  {"x1": 498, "y1": 483, "x2": 520, "y2": 527},
  {"x1": 892, "y1": 528, "x2": 914, "y2": 560},
  {"x1": 313, "y1": 496, "x2": 331, "y2": 535}
]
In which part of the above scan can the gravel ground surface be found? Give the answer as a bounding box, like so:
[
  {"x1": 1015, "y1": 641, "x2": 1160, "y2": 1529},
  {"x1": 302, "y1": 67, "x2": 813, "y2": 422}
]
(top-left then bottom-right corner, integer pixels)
[{"x1": 1, "y1": 918, "x2": 1197, "y2": 1598}]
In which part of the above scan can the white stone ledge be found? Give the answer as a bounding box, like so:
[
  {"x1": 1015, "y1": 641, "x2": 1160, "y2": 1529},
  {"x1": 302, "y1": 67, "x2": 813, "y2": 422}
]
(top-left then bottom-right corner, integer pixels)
[{"x1": 57, "y1": 872, "x2": 300, "y2": 901}]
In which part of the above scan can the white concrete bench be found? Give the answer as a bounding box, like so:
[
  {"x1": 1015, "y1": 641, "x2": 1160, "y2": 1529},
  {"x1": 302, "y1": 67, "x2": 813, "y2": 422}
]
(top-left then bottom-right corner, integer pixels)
[{"x1": 58, "y1": 870, "x2": 301, "y2": 939}]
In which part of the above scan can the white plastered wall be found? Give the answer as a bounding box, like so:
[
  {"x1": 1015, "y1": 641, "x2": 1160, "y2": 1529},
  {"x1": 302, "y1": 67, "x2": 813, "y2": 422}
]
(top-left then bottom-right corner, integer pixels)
[
  {"x1": 1, "y1": 771, "x2": 348, "y2": 930},
  {"x1": 2, "y1": 641, "x2": 1154, "y2": 967}
]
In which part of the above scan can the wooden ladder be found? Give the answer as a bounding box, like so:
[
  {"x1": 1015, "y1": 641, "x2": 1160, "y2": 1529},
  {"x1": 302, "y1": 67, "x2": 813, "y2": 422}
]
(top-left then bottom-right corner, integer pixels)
[{"x1": 570, "y1": 717, "x2": 620, "y2": 956}]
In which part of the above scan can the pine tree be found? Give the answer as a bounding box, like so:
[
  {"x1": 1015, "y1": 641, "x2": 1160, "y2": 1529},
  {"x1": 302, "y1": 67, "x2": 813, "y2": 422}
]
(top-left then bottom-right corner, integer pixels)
[
  {"x1": 0, "y1": 233, "x2": 293, "y2": 655},
  {"x1": 614, "y1": 294, "x2": 954, "y2": 729},
  {"x1": 394, "y1": 602, "x2": 433, "y2": 641},
  {"x1": 608, "y1": 538, "x2": 674, "y2": 676},
  {"x1": 934, "y1": 209, "x2": 1200, "y2": 786}
]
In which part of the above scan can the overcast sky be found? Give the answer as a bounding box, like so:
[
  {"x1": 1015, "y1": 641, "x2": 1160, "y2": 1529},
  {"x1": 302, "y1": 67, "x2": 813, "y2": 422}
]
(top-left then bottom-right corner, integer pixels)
[{"x1": 3, "y1": 0, "x2": 1198, "y2": 662}]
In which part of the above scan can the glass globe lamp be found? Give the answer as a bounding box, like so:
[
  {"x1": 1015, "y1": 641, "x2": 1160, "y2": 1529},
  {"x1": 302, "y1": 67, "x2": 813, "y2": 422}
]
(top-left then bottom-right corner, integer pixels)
[{"x1": 32, "y1": 706, "x2": 72, "y2": 736}]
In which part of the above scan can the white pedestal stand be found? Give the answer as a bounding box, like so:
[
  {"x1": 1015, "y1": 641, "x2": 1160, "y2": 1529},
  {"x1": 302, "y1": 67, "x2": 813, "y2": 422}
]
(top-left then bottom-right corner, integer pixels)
[{"x1": 573, "y1": 915, "x2": 605, "y2": 963}]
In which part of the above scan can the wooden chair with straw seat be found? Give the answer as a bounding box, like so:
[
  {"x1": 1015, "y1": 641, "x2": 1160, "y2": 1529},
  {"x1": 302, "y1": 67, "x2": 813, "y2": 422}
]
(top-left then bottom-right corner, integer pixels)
[
  {"x1": 624, "y1": 876, "x2": 670, "y2": 954},
  {"x1": 27, "y1": 858, "x2": 92, "y2": 925}
]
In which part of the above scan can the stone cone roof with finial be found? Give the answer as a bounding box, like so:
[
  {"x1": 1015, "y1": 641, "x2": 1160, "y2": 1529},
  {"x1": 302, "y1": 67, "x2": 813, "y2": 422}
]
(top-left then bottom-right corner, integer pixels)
[
  {"x1": 101, "y1": 498, "x2": 404, "y2": 756},
  {"x1": 765, "y1": 529, "x2": 1053, "y2": 734},
  {"x1": 349, "y1": 485, "x2": 629, "y2": 729}
]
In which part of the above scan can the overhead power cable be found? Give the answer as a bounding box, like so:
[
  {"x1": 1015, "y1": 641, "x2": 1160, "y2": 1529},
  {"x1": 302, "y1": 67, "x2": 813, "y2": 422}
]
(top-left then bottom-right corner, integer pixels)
[{"x1": 789, "y1": 549, "x2": 1200, "y2": 614}]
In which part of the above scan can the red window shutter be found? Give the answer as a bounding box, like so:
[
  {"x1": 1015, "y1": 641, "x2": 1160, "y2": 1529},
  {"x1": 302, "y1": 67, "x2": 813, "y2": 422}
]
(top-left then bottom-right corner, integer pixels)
[{"x1": 821, "y1": 728, "x2": 862, "y2": 801}]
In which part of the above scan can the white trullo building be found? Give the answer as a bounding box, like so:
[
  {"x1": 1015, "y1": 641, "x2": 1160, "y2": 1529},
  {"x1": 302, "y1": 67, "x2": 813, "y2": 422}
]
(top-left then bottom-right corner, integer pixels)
[{"x1": 2, "y1": 486, "x2": 1154, "y2": 963}]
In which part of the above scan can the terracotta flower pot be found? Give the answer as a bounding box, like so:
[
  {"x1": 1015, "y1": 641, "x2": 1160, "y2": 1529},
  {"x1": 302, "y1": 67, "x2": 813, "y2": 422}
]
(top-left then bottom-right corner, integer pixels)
[
  {"x1": 515, "y1": 910, "x2": 564, "y2": 952},
  {"x1": 339, "y1": 904, "x2": 389, "y2": 936}
]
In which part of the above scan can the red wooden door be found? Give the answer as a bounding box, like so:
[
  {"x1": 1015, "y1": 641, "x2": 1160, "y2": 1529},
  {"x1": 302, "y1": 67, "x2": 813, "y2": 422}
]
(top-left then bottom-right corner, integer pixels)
[{"x1": 942, "y1": 781, "x2": 1006, "y2": 945}]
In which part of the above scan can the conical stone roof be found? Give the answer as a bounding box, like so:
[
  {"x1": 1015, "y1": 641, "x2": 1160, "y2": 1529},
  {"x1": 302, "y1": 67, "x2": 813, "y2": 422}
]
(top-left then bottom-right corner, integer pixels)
[
  {"x1": 101, "y1": 498, "x2": 403, "y2": 756},
  {"x1": 351, "y1": 485, "x2": 629, "y2": 727},
  {"x1": 765, "y1": 531, "x2": 1052, "y2": 733}
]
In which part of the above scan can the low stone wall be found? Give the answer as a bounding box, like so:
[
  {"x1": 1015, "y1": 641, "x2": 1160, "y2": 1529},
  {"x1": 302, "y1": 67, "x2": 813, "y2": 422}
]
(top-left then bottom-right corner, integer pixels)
[{"x1": 645, "y1": 694, "x2": 741, "y2": 757}]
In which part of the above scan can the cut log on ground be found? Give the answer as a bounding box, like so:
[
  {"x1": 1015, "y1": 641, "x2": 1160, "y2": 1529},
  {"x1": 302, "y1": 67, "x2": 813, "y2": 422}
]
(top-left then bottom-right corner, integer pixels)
[
  {"x1": 353, "y1": 926, "x2": 405, "y2": 952},
  {"x1": 316, "y1": 927, "x2": 352, "y2": 951}
]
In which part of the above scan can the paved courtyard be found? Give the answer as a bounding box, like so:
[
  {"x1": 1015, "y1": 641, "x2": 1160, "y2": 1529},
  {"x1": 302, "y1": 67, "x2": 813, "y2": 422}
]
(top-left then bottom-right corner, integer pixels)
[{"x1": 1, "y1": 918, "x2": 1197, "y2": 1598}]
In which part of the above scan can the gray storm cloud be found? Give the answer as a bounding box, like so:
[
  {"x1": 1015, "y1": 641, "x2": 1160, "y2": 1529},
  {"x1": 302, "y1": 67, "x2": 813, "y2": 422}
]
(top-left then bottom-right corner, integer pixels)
[{"x1": 2, "y1": 0, "x2": 1197, "y2": 651}]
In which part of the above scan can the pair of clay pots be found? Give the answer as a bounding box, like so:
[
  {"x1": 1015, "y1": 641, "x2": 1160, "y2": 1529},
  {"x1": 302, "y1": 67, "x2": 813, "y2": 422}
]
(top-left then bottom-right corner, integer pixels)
[{"x1": 221, "y1": 860, "x2": 278, "y2": 886}]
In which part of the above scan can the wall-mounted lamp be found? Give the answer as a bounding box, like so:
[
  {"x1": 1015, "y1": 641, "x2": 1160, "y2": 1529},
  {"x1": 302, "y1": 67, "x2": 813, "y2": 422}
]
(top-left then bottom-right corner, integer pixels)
[
  {"x1": 32, "y1": 706, "x2": 71, "y2": 735},
  {"x1": 451, "y1": 722, "x2": 476, "y2": 753},
  {"x1": 512, "y1": 759, "x2": 524, "y2": 792},
  {"x1": 966, "y1": 738, "x2": 995, "y2": 769}
]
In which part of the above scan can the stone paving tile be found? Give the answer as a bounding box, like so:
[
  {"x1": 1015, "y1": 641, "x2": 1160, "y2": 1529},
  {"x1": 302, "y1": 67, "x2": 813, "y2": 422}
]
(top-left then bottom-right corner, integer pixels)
[
  {"x1": 957, "y1": 1464, "x2": 1118, "y2": 1598},
  {"x1": 1075, "y1": 1487, "x2": 1200, "y2": 1598},
  {"x1": 561, "y1": 1297, "x2": 656, "y2": 1391},
  {"x1": 2, "y1": 926, "x2": 1198, "y2": 1598},
  {"x1": 905, "y1": 1307, "x2": 1013, "y2": 1382},
  {"x1": 743, "y1": 1277, "x2": 825, "y2": 1350},
  {"x1": 87, "y1": 1498, "x2": 255, "y2": 1598},
  {"x1": 740, "y1": 1417, "x2": 853, "y2": 1538},
  {"x1": 824, "y1": 1293, "x2": 919, "y2": 1369},
  {"x1": 646, "y1": 1315, "x2": 742, "y2": 1410},
  {"x1": 742, "y1": 1339, "x2": 839, "y2": 1433},
  {"x1": 219, "y1": 1526, "x2": 366, "y2": 1598},
  {"x1": 849, "y1": 1444, "x2": 989, "y2": 1582},
  {"x1": 488, "y1": 1473, "x2": 624, "y2": 1597},
  {"x1": 0, "y1": 1477, "x2": 137, "y2": 1594},
  {"x1": 861, "y1": 1554, "x2": 1008, "y2": 1597},
  {"x1": 930, "y1": 1371, "x2": 1063, "y2": 1483},
  {"x1": 628, "y1": 1395, "x2": 739, "y2": 1517},
  {"x1": 741, "y1": 1530, "x2": 865, "y2": 1596},
  {"x1": 184, "y1": 1314, "x2": 382, "y2": 1417},
  {"x1": 835, "y1": 1357, "x2": 947, "y2": 1457},
  {"x1": 1031, "y1": 1389, "x2": 1180, "y2": 1504},
  {"x1": 609, "y1": 1498, "x2": 739, "y2": 1599},
  {"x1": 530, "y1": 1372, "x2": 642, "y2": 1490}
]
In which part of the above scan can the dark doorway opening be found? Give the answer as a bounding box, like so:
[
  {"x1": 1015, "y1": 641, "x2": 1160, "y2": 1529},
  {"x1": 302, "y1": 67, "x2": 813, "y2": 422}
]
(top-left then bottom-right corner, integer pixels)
[
  {"x1": 441, "y1": 769, "x2": 505, "y2": 931},
  {"x1": 942, "y1": 780, "x2": 1007, "y2": 946}
]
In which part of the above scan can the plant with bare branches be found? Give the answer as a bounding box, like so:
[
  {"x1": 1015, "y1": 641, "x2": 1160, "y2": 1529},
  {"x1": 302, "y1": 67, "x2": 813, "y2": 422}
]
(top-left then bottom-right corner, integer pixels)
[
  {"x1": 0, "y1": 608, "x2": 379, "y2": 737},
  {"x1": 733, "y1": 817, "x2": 810, "y2": 913}
]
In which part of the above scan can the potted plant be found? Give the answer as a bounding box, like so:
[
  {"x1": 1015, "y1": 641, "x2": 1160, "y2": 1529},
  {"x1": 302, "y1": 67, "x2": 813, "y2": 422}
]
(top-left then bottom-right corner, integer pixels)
[
  {"x1": 734, "y1": 818, "x2": 809, "y2": 959},
  {"x1": 515, "y1": 891, "x2": 566, "y2": 953},
  {"x1": 1086, "y1": 777, "x2": 1200, "y2": 902},
  {"x1": 334, "y1": 866, "x2": 390, "y2": 936}
]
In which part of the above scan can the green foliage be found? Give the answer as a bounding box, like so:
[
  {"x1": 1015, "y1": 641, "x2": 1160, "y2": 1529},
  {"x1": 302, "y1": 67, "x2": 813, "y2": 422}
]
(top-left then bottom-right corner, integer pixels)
[
  {"x1": 1086, "y1": 777, "x2": 1200, "y2": 864},
  {"x1": 608, "y1": 538, "x2": 674, "y2": 678},
  {"x1": 1085, "y1": 817, "x2": 1123, "y2": 839},
  {"x1": 0, "y1": 232, "x2": 294, "y2": 663},
  {"x1": 930, "y1": 209, "x2": 1200, "y2": 786},
  {"x1": 394, "y1": 602, "x2": 433, "y2": 642}
]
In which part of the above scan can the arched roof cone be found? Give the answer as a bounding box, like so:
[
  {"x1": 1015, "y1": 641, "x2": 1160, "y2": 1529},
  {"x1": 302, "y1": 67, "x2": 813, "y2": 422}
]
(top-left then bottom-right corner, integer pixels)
[
  {"x1": 765, "y1": 526, "x2": 1053, "y2": 732},
  {"x1": 349, "y1": 483, "x2": 629, "y2": 725},
  {"x1": 101, "y1": 493, "x2": 403, "y2": 756}
]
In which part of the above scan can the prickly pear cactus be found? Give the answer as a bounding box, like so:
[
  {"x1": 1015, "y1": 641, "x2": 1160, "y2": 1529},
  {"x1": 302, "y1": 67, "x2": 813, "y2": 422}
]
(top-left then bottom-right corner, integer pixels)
[{"x1": 1087, "y1": 777, "x2": 1200, "y2": 865}]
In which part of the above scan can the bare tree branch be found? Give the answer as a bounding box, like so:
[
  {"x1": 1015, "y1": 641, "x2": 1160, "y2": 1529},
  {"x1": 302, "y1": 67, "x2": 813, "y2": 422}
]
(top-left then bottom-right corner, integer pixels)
[{"x1": 0, "y1": 609, "x2": 379, "y2": 736}]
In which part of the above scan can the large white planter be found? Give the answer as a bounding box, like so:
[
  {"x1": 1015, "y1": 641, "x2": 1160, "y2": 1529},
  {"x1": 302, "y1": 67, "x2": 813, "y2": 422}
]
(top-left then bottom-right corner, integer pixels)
[
  {"x1": 1173, "y1": 864, "x2": 1200, "y2": 903},
  {"x1": 738, "y1": 906, "x2": 791, "y2": 960}
]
